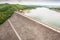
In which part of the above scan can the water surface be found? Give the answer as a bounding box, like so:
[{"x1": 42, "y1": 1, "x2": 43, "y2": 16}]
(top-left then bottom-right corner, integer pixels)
[{"x1": 25, "y1": 7, "x2": 60, "y2": 28}]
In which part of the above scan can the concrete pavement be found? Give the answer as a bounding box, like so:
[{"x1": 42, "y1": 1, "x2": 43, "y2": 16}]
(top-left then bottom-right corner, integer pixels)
[{"x1": 0, "y1": 13, "x2": 60, "y2": 40}]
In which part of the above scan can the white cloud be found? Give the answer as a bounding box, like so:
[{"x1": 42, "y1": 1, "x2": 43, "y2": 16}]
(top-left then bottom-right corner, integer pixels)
[
  {"x1": 20, "y1": 1, "x2": 60, "y2": 6},
  {"x1": 20, "y1": 0, "x2": 60, "y2": 2}
]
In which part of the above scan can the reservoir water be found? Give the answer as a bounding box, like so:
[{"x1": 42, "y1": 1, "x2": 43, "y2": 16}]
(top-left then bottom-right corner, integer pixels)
[{"x1": 25, "y1": 7, "x2": 60, "y2": 28}]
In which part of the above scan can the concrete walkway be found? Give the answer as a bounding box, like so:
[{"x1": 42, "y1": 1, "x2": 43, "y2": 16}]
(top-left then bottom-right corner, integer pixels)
[
  {"x1": 0, "y1": 13, "x2": 60, "y2": 40},
  {"x1": 9, "y1": 13, "x2": 60, "y2": 40},
  {"x1": 0, "y1": 20, "x2": 19, "y2": 40}
]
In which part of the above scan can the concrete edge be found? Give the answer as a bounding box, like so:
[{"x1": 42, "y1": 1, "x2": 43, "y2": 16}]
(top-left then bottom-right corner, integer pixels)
[
  {"x1": 15, "y1": 12, "x2": 60, "y2": 33},
  {"x1": 8, "y1": 20, "x2": 22, "y2": 40}
]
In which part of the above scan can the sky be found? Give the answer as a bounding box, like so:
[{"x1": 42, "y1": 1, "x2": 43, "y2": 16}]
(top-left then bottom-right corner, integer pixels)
[
  {"x1": 20, "y1": 0, "x2": 60, "y2": 2},
  {"x1": 0, "y1": 0, "x2": 60, "y2": 6},
  {"x1": 19, "y1": 0, "x2": 60, "y2": 6}
]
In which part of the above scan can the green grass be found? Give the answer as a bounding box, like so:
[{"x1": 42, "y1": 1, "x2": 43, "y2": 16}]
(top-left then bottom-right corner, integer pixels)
[{"x1": 0, "y1": 3, "x2": 35, "y2": 25}]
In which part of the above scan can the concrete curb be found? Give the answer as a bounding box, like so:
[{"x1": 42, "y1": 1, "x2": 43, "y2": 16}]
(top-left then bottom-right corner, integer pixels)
[{"x1": 8, "y1": 20, "x2": 21, "y2": 40}]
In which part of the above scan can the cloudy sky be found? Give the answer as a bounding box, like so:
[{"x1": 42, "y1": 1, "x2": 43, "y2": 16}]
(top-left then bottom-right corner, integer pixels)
[
  {"x1": 19, "y1": 0, "x2": 60, "y2": 6},
  {"x1": 0, "y1": 0, "x2": 60, "y2": 6},
  {"x1": 20, "y1": 0, "x2": 60, "y2": 2}
]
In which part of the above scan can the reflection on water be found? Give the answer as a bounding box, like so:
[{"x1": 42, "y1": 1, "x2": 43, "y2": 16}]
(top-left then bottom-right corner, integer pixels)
[{"x1": 25, "y1": 7, "x2": 60, "y2": 27}]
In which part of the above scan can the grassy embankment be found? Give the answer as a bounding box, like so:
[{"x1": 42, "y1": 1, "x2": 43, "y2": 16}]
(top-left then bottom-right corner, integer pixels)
[{"x1": 0, "y1": 3, "x2": 35, "y2": 25}]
